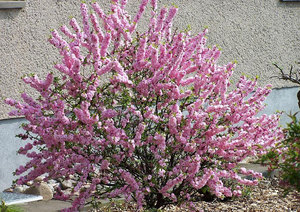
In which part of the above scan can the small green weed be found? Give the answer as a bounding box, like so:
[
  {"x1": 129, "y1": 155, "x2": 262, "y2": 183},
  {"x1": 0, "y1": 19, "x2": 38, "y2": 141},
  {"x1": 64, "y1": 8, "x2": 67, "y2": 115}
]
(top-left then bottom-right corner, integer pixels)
[{"x1": 0, "y1": 200, "x2": 24, "y2": 212}]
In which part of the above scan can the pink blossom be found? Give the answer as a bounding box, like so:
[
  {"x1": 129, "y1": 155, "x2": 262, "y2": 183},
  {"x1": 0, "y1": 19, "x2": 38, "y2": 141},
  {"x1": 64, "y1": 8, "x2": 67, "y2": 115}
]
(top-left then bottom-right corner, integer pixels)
[
  {"x1": 69, "y1": 18, "x2": 81, "y2": 33},
  {"x1": 100, "y1": 33, "x2": 111, "y2": 57},
  {"x1": 131, "y1": 0, "x2": 149, "y2": 32},
  {"x1": 155, "y1": 7, "x2": 167, "y2": 33},
  {"x1": 102, "y1": 109, "x2": 118, "y2": 119},
  {"x1": 101, "y1": 159, "x2": 109, "y2": 170}
]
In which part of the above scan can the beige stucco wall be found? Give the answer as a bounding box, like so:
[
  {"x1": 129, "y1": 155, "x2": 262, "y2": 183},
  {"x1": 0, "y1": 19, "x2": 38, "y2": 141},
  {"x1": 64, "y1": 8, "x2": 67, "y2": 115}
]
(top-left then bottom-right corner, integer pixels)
[{"x1": 0, "y1": 0, "x2": 299, "y2": 119}]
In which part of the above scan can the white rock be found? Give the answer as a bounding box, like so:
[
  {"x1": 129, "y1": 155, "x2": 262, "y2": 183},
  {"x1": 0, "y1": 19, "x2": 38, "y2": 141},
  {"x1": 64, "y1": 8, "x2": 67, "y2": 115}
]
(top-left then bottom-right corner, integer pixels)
[
  {"x1": 13, "y1": 186, "x2": 25, "y2": 193},
  {"x1": 47, "y1": 184, "x2": 55, "y2": 193},
  {"x1": 24, "y1": 182, "x2": 53, "y2": 201},
  {"x1": 61, "y1": 179, "x2": 75, "y2": 190},
  {"x1": 25, "y1": 181, "x2": 34, "y2": 186},
  {"x1": 48, "y1": 179, "x2": 57, "y2": 184},
  {"x1": 251, "y1": 203, "x2": 258, "y2": 207},
  {"x1": 3, "y1": 188, "x2": 13, "y2": 193},
  {"x1": 34, "y1": 176, "x2": 44, "y2": 183},
  {"x1": 69, "y1": 174, "x2": 75, "y2": 180},
  {"x1": 13, "y1": 185, "x2": 29, "y2": 193}
]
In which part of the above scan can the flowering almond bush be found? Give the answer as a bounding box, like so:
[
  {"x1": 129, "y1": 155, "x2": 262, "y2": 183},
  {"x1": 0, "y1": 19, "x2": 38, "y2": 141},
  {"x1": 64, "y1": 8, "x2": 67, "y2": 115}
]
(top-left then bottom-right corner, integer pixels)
[{"x1": 6, "y1": 0, "x2": 283, "y2": 211}]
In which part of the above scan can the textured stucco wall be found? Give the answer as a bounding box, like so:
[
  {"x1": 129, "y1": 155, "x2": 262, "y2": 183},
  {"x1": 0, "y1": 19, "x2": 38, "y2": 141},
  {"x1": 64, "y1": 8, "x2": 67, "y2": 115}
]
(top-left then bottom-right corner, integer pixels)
[{"x1": 0, "y1": 0, "x2": 299, "y2": 119}]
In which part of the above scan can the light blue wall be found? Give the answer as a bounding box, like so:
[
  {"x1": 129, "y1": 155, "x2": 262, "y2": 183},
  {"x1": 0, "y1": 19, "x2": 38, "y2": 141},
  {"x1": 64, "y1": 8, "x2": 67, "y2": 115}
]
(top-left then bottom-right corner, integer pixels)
[
  {"x1": 0, "y1": 118, "x2": 28, "y2": 192},
  {"x1": 262, "y1": 86, "x2": 299, "y2": 125}
]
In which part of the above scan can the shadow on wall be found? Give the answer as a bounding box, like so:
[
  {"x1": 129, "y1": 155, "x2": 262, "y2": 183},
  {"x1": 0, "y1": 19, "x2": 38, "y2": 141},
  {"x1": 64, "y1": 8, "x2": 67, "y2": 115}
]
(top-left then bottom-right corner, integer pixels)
[
  {"x1": 277, "y1": 0, "x2": 300, "y2": 8},
  {"x1": 0, "y1": 8, "x2": 22, "y2": 20}
]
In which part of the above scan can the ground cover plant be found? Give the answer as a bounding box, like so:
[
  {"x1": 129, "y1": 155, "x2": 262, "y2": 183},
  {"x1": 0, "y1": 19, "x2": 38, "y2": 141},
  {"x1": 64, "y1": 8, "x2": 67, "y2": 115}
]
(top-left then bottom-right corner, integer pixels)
[
  {"x1": 260, "y1": 112, "x2": 300, "y2": 195},
  {"x1": 6, "y1": 0, "x2": 283, "y2": 211}
]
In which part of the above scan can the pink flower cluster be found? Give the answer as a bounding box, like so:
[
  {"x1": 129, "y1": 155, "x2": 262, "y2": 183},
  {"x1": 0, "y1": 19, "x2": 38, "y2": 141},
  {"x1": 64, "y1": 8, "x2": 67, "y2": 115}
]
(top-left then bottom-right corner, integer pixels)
[{"x1": 6, "y1": 0, "x2": 283, "y2": 211}]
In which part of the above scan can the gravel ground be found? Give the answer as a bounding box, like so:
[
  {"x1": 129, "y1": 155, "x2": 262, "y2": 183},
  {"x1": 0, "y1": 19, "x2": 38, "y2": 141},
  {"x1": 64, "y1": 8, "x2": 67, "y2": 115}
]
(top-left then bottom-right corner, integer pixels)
[{"x1": 92, "y1": 178, "x2": 300, "y2": 212}]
